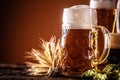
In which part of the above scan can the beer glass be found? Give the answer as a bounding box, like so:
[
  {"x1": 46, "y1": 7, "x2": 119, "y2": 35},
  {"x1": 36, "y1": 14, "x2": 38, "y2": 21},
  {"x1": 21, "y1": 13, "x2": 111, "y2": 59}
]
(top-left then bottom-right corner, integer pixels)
[
  {"x1": 90, "y1": 0, "x2": 116, "y2": 33},
  {"x1": 61, "y1": 5, "x2": 111, "y2": 77},
  {"x1": 108, "y1": 33, "x2": 120, "y2": 63}
]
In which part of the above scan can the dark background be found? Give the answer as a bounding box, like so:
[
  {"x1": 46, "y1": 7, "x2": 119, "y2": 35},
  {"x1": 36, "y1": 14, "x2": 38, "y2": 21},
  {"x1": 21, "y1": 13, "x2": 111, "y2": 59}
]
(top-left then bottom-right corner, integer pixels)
[{"x1": 0, "y1": 0, "x2": 89, "y2": 64}]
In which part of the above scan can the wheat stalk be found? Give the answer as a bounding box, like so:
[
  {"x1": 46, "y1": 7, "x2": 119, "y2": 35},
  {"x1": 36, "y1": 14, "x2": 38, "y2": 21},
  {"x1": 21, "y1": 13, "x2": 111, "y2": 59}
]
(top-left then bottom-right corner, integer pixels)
[{"x1": 26, "y1": 36, "x2": 66, "y2": 76}]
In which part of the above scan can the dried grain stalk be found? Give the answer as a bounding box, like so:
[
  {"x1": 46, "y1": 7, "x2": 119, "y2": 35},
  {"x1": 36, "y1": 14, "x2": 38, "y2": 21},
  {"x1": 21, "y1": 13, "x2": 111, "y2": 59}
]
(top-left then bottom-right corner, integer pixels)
[{"x1": 26, "y1": 36, "x2": 66, "y2": 76}]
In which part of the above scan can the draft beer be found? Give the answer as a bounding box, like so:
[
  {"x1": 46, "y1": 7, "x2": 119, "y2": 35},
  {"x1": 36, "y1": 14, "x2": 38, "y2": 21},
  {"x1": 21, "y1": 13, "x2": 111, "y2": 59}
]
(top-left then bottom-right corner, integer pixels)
[
  {"x1": 108, "y1": 33, "x2": 120, "y2": 63},
  {"x1": 61, "y1": 5, "x2": 110, "y2": 77},
  {"x1": 90, "y1": 0, "x2": 116, "y2": 33},
  {"x1": 96, "y1": 9, "x2": 116, "y2": 32},
  {"x1": 62, "y1": 29, "x2": 94, "y2": 74}
]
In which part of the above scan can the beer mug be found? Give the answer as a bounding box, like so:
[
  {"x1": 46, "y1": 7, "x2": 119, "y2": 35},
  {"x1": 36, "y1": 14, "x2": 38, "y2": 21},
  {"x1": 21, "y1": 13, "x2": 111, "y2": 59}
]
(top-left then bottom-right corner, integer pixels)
[
  {"x1": 61, "y1": 5, "x2": 111, "y2": 77},
  {"x1": 90, "y1": 0, "x2": 116, "y2": 33},
  {"x1": 108, "y1": 33, "x2": 120, "y2": 63}
]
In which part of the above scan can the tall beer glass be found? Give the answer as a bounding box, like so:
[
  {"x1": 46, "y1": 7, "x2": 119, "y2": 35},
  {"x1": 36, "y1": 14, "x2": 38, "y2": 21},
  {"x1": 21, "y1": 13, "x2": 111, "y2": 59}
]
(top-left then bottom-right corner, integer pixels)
[{"x1": 90, "y1": 0, "x2": 116, "y2": 33}]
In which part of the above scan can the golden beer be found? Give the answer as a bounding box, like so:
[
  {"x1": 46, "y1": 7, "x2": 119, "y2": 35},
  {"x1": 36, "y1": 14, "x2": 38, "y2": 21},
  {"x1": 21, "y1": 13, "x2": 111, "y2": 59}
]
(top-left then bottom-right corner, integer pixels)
[
  {"x1": 62, "y1": 29, "x2": 95, "y2": 76},
  {"x1": 96, "y1": 8, "x2": 116, "y2": 32},
  {"x1": 108, "y1": 33, "x2": 120, "y2": 63},
  {"x1": 62, "y1": 5, "x2": 111, "y2": 77}
]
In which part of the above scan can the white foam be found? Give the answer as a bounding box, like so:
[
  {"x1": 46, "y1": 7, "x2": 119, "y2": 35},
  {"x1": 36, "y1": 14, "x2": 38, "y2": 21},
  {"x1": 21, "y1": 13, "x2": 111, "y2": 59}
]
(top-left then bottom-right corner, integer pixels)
[
  {"x1": 62, "y1": 23, "x2": 92, "y2": 29},
  {"x1": 62, "y1": 5, "x2": 92, "y2": 29},
  {"x1": 90, "y1": 0, "x2": 115, "y2": 9}
]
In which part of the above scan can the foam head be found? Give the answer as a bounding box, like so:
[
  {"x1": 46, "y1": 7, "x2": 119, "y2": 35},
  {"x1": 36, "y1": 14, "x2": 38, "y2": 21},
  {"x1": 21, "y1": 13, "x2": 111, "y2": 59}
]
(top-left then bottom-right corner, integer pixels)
[
  {"x1": 90, "y1": 0, "x2": 115, "y2": 8},
  {"x1": 62, "y1": 5, "x2": 92, "y2": 29}
]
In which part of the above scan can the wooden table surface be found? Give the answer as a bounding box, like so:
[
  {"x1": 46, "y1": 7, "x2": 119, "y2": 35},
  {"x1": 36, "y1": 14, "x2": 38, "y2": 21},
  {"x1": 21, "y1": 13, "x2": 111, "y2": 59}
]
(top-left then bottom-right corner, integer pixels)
[{"x1": 0, "y1": 63, "x2": 92, "y2": 80}]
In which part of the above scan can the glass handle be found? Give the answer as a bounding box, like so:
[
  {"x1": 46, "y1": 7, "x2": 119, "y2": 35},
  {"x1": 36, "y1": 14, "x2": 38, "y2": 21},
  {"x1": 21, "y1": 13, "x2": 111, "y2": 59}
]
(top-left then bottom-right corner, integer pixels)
[{"x1": 91, "y1": 26, "x2": 111, "y2": 67}]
